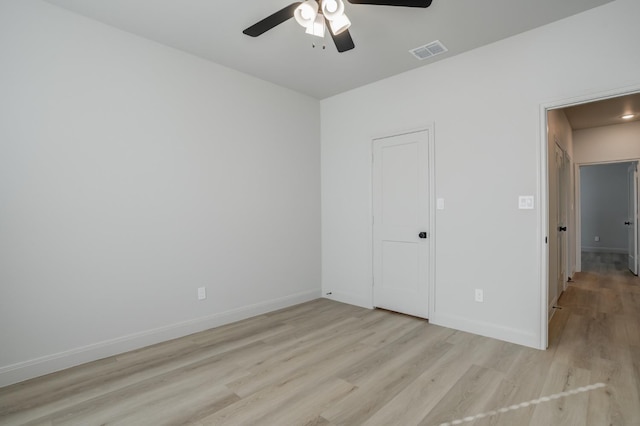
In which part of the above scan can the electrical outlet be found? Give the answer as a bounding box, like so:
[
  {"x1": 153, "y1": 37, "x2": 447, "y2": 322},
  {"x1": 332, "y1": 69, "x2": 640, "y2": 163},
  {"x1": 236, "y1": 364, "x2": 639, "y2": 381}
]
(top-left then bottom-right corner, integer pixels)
[
  {"x1": 475, "y1": 289, "x2": 484, "y2": 303},
  {"x1": 197, "y1": 287, "x2": 206, "y2": 300},
  {"x1": 594, "y1": 236, "x2": 600, "y2": 242}
]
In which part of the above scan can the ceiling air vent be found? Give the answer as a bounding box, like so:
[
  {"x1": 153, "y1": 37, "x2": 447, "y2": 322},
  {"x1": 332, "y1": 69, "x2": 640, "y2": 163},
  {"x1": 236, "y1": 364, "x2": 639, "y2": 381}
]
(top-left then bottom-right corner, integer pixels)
[{"x1": 409, "y1": 40, "x2": 448, "y2": 60}]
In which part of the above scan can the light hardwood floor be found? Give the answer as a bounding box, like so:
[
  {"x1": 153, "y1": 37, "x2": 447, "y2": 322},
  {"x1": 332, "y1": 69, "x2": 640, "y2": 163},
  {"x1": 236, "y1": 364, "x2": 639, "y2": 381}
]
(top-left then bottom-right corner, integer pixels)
[{"x1": 1, "y1": 260, "x2": 639, "y2": 425}]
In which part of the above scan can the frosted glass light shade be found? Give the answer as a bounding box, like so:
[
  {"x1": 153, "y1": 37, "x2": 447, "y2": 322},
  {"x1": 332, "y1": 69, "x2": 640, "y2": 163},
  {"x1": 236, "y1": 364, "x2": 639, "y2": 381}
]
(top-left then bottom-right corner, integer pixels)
[
  {"x1": 294, "y1": 1, "x2": 319, "y2": 28},
  {"x1": 321, "y1": 0, "x2": 345, "y2": 21},
  {"x1": 305, "y1": 14, "x2": 325, "y2": 37},
  {"x1": 329, "y1": 13, "x2": 351, "y2": 35}
]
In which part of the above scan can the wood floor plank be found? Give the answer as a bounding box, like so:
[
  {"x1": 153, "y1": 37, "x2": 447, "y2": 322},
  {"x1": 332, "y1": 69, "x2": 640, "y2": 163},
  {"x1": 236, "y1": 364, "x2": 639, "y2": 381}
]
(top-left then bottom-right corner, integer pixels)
[
  {"x1": 586, "y1": 356, "x2": 639, "y2": 426},
  {"x1": 528, "y1": 361, "x2": 592, "y2": 425},
  {"x1": 321, "y1": 328, "x2": 454, "y2": 425},
  {"x1": 233, "y1": 316, "x2": 362, "y2": 370},
  {"x1": 625, "y1": 319, "x2": 640, "y2": 347},
  {"x1": 50, "y1": 382, "x2": 237, "y2": 426},
  {"x1": 597, "y1": 287, "x2": 624, "y2": 314},
  {"x1": 4, "y1": 339, "x2": 258, "y2": 426},
  {"x1": 471, "y1": 346, "x2": 557, "y2": 426},
  {"x1": 199, "y1": 345, "x2": 370, "y2": 425},
  {"x1": 357, "y1": 310, "x2": 423, "y2": 348},
  {"x1": 628, "y1": 345, "x2": 640, "y2": 413},
  {"x1": 332, "y1": 322, "x2": 450, "y2": 386},
  {"x1": 552, "y1": 313, "x2": 594, "y2": 370},
  {"x1": 241, "y1": 378, "x2": 355, "y2": 426},
  {"x1": 2, "y1": 257, "x2": 639, "y2": 426},
  {"x1": 226, "y1": 325, "x2": 375, "y2": 398},
  {"x1": 416, "y1": 364, "x2": 506, "y2": 426},
  {"x1": 360, "y1": 336, "x2": 482, "y2": 425}
]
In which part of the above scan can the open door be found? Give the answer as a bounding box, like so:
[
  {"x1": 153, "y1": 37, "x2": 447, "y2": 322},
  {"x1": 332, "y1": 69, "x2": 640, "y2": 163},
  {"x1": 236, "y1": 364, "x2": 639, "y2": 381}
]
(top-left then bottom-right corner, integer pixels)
[
  {"x1": 555, "y1": 144, "x2": 568, "y2": 297},
  {"x1": 627, "y1": 162, "x2": 638, "y2": 275}
]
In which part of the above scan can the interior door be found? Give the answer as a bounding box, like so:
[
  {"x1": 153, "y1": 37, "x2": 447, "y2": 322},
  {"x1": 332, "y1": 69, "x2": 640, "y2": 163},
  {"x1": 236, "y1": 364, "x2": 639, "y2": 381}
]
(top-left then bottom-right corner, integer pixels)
[
  {"x1": 627, "y1": 162, "x2": 638, "y2": 275},
  {"x1": 372, "y1": 130, "x2": 429, "y2": 318},
  {"x1": 555, "y1": 144, "x2": 567, "y2": 298}
]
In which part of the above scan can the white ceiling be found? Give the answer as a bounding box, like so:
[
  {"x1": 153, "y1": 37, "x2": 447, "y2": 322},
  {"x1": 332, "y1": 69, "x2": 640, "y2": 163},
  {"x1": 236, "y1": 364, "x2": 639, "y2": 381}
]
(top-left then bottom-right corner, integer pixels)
[
  {"x1": 562, "y1": 92, "x2": 640, "y2": 130},
  {"x1": 44, "y1": 0, "x2": 613, "y2": 99}
]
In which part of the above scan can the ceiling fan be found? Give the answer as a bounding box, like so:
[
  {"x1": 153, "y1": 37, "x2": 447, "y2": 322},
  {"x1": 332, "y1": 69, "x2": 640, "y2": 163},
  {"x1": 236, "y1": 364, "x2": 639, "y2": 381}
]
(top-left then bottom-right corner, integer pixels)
[{"x1": 243, "y1": 0, "x2": 433, "y2": 53}]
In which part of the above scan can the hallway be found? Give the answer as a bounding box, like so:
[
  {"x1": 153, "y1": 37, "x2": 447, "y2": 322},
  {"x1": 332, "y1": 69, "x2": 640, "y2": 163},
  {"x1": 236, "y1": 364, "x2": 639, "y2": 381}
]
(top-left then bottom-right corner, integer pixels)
[{"x1": 546, "y1": 251, "x2": 640, "y2": 424}]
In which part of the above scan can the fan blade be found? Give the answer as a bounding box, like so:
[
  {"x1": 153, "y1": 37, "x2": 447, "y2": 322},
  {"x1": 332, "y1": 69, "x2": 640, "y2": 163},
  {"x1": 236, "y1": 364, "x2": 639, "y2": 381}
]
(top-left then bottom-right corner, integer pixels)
[
  {"x1": 243, "y1": 2, "x2": 302, "y2": 37},
  {"x1": 347, "y1": 0, "x2": 432, "y2": 7},
  {"x1": 329, "y1": 27, "x2": 355, "y2": 53}
]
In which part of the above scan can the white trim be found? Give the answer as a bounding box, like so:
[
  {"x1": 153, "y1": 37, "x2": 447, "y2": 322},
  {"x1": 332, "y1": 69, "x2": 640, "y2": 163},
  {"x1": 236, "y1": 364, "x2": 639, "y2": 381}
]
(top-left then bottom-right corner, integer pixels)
[
  {"x1": 324, "y1": 290, "x2": 372, "y2": 309},
  {"x1": 0, "y1": 290, "x2": 320, "y2": 388},
  {"x1": 581, "y1": 246, "x2": 628, "y2": 254},
  {"x1": 429, "y1": 312, "x2": 538, "y2": 349},
  {"x1": 549, "y1": 295, "x2": 558, "y2": 320},
  {"x1": 538, "y1": 103, "x2": 549, "y2": 350},
  {"x1": 575, "y1": 165, "x2": 582, "y2": 272},
  {"x1": 565, "y1": 152, "x2": 574, "y2": 283},
  {"x1": 428, "y1": 125, "x2": 437, "y2": 319},
  {"x1": 540, "y1": 83, "x2": 640, "y2": 351}
]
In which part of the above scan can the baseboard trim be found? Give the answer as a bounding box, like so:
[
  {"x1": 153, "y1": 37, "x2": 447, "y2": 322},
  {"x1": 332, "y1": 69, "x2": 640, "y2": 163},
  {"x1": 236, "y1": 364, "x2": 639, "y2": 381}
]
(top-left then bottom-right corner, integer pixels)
[
  {"x1": 581, "y1": 246, "x2": 628, "y2": 254},
  {"x1": 322, "y1": 290, "x2": 372, "y2": 309},
  {"x1": 429, "y1": 312, "x2": 540, "y2": 349},
  {"x1": 0, "y1": 289, "x2": 321, "y2": 388},
  {"x1": 549, "y1": 296, "x2": 558, "y2": 321}
]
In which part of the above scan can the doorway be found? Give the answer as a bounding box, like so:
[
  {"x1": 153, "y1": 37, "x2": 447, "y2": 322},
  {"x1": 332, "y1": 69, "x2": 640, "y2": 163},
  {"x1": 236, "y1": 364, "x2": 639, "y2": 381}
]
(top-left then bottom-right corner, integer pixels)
[
  {"x1": 541, "y1": 88, "x2": 640, "y2": 349},
  {"x1": 577, "y1": 162, "x2": 637, "y2": 273}
]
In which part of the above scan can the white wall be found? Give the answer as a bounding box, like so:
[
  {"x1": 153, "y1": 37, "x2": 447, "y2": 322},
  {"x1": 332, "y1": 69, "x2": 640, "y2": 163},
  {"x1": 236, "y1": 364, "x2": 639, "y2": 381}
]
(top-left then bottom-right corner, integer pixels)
[
  {"x1": 321, "y1": 0, "x2": 640, "y2": 348},
  {"x1": 548, "y1": 110, "x2": 574, "y2": 157},
  {"x1": 580, "y1": 163, "x2": 630, "y2": 252},
  {"x1": 573, "y1": 121, "x2": 640, "y2": 164},
  {"x1": 0, "y1": 0, "x2": 320, "y2": 386}
]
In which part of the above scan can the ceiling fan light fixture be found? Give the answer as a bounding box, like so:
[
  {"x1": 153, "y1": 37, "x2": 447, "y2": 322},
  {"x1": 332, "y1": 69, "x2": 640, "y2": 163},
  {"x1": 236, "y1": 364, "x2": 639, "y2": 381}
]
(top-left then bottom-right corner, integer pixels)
[
  {"x1": 305, "y1": 13, "x2": 326, "y2": 37},
  {"x1": 294, "y1": 0, "x2": 319, "y2": 28},
  {"x1": 322, "y1": 0, "x2": 345, "y2": 21},
  {"x1": 329, "y1": 13, "x2": 351, "y2": 35}
]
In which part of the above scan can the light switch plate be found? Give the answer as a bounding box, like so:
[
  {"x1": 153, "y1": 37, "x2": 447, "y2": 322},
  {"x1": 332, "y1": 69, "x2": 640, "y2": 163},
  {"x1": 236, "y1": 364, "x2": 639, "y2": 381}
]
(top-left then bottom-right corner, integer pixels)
[
  {"x1": 518, "y1": 196, "x2": 534, "y2": 210},
  {"x1": 197, "y1": 287, "x2": 206, "y2": 300},
  {"x1": 437, "y1": 198, "x2": 445, "y2": 210}
]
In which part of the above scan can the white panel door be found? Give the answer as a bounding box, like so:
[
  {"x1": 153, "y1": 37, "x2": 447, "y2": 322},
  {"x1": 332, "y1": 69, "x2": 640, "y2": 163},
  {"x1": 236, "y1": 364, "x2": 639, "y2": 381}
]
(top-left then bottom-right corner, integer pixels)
[
  {"x1": 555, "y1": 144, "x2": 567, "y2": 298},
  {"x1": 372, "y1": 130, "x2": 429, "y2": 318},
  {"x1": 627, "y1": 162, "x2": 638, "y2": 275}
]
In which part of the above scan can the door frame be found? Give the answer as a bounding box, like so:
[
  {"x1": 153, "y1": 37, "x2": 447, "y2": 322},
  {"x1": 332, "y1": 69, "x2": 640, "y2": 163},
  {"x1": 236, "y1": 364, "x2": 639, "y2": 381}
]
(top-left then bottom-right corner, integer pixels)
[
  {"x1": 635, "y1": 162, "x2": 640, "y2": 275},
  {"x1": 574, "y1": 160, "x2": 640, "y2": 272},
  {"x1": 628, "y1": 161, "x2": 639, "y2": 275},
  {"x1": 551, "y1": 141, "x2": 569, "y2": 314},
  {"x1": 539, "y1": 84, "x2": 640, "y2": 350},
  {"x1": 564, "y1": 151, "x2": 574, "y2": 286},
  {"x1": 370, "y1": 125, "x2": 436, "y2": 318}
]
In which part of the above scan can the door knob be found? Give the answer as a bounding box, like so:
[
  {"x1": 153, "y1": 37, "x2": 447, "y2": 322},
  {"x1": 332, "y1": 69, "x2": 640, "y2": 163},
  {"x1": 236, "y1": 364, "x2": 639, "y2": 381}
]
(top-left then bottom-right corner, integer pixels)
[
  {"x1": 625, "y1": 221, "x2": 632, "y2": 225},
  {"x1": 558, "y1": 226, "x2": 567, "y2": 232},
  {"x1": 419, "y1": 232, "x2": 427, "y2": 239}
]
